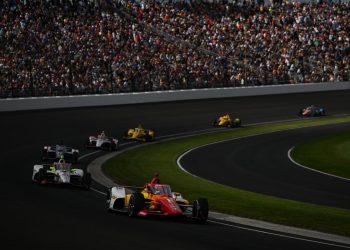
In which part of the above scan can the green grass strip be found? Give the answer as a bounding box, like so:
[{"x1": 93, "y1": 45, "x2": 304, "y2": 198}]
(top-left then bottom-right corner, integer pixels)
[
  {"x1": 291, "y1": 129, "x2": 350, "y2": 179},
  {"x1": 104, "y1": 116, "x2": 350, "y2": 236}
]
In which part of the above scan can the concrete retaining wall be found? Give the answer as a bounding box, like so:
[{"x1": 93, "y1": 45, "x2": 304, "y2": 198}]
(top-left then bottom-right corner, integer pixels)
[{"x1": 1, "y1": 82, "x2": 349, "y2": 112}]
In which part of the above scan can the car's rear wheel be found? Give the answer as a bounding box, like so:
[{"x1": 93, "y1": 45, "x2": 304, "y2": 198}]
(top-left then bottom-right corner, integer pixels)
[
  {"x1": 298, "y1": 109, "x2": 303, "y2": 116},
  {"x1": 123, "y1": 131, "x2": 129, "y2": 140},
  {"x1": 83, "y1": 172, "x2": 91, "y2": 190},
  {"x1": 233, "y1": 118, "x2": 241, "y2": 127},
  {"x1": 106, "y1": 188, "x2": 112, "y2": 211},
  {"x1": 192, "y1": 198, "x2": 209, "y2": 223},
  {"x1": 128, "y1": 193, "x2": 145, "y2": 217},
  {"x1": 73, "y1": 152, "x2": 78, "y2": 163},
  {"x1": 84, "y1": 139, "x2": 90, "y2": 148}
]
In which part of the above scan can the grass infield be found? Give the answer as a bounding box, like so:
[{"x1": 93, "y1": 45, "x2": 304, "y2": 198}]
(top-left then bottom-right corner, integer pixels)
[
  {"x1": 290, "y1": 129, "x2": 350, "y2": 179},
  {"x1": 103, "y1": 116, "x2": 350, "y2": 236}
]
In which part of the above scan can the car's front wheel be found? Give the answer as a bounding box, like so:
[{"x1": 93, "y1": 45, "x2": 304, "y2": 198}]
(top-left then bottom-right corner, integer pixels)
[
  {"x1": 37, "y1": 168, "x2": 47, "y2": 185},
  {"x1": 192, "y1": 198, "x2": 209, "y2": 223},
  {"x1": 128, "y1": 193, "x2": 145, "y2": 217}
]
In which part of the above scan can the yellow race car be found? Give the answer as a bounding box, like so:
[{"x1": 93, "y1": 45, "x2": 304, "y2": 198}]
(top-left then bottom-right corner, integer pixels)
[
  {"x1": 213, "y1": 114, "x2": 241, "y2": 128},
  {"x1": 123, "y1": 124, "x2": 155, "y2": 142}
]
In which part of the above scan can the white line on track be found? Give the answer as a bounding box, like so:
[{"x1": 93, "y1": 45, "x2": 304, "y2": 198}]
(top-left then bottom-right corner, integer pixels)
[
  {"x1": 208, "y1": 220, "x2": 350, "y2": 249},
  {"x1": 177, "y1": 115, "x2": 350, "y2": 182},
  {"x1": 91, "y1": 187, "x2": 107, "y2": 196},
  {"x1": 78, "y1": 150, "x2": 101, "y2": 160},
  {"x1": 81, "y1": 115, "x2": 350, "y2": 247},
  {"x1": 287, "y1": 147, "x2": 350, "y2": 182},
  {"x1": 86, "y1": 185, "x2": 350, "y2": 248}
]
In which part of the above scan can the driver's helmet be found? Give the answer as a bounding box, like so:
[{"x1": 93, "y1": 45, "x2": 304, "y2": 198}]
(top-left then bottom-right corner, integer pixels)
[
  {"x1": 58, "y1": 155, "x2": 65, "y2": 164},
  {"x1": 99, "y1": 131, "x2": 106, "y2": 139}
]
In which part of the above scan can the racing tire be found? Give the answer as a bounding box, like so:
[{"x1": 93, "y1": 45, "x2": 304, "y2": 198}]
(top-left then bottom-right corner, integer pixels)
[
  {"x1": 73, "y1": 152, "x2": 78, "y2": 164},
  {"x1": 212, "y1": 119, "x2": 218, "y2": 127},
  {"x1": 106, "y1": 188, "x2": 112, "y2": 211},
  {"x1": 83, "y1": 172, "x2": 92, "y2": 190},
  {"x1": 101, "y1": 143, "x2": 106, "y2": 151},
  {"x1": 110, "y1": 142, "x2": 117, "y2": 151},
  {"x1": 128, "y1": 193, "x2": 145, "y2": 217},
  {"x1": 122, "y1": 131, "x2": 129, "y2": 140},
  {"x1": 233, "y1": 119, "x2": 241, "y2": 128},
  {"x1": 41, "y1": 150, "x2": 47, "y2": 161},
  {"x1": 145, "y1": 135, "x2": 152, "y2": 142},
  {"x1": 192, "y1": 198, "x2": 209, "y2": 224},
  {"x1": 84, "y1": 139, "x2": 91, "y2": 149},
  {"x1": 298, "y1": 109, "x2": 303, "y2": 116},
  {"x1": 37, "y1": 168, "x2": 47, "y2": 185}
]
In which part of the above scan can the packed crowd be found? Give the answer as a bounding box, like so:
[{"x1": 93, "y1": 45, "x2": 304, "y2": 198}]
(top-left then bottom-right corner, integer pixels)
[
  {"x1": 0, "y1": 0, "x2": 349, "y2": 98},
  {"x1": 128, "y1": 0, "x2": 350, "y2": 84}
]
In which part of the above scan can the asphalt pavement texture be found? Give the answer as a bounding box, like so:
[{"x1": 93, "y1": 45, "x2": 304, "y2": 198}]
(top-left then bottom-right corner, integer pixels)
[
  {"x1": 1, "y1": 90, "x2": 350, "y2": 250},
  {"x1": 180, "y1": 122, "x2": 350, "y2": 209}
]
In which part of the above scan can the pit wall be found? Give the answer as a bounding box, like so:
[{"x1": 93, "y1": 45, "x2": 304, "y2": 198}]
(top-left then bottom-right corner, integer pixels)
[{"x1": 1, "y1": 82, "x2": 349, "y2": 112}]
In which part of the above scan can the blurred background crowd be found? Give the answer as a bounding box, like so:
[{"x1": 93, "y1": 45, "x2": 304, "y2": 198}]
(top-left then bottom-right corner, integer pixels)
[{"x1": 0, "y1": 0, "x2": 349, "y2": 98}]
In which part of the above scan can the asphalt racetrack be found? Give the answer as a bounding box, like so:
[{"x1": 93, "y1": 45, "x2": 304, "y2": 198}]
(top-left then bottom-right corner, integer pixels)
[
  {"x1": 180, "y1": 122, "x2": 350, "y2": 209},
  {"x1": 1, "y1": 90, "x2": 350, "y2": 250}
]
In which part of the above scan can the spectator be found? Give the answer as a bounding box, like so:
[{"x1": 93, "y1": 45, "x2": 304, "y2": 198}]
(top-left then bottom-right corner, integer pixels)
[{"x1": 0, "y1": 0, "x2": 349, "y2": 98}]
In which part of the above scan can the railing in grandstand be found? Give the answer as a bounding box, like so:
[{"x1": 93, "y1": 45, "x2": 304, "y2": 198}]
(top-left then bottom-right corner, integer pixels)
[{"x1": 0, "y1": 78, "x2": 295, "y2": 99}]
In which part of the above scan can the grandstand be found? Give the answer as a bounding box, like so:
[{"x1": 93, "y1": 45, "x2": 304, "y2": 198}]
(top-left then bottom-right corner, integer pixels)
[{"x1": 0, "y1": 0, "x2": 349, "y2": 98}]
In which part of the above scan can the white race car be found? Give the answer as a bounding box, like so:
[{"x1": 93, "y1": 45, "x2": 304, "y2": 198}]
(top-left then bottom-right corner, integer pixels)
[
  {"x1": 85, "y1": 132, "x2": 118, "y2": 151},
  {"x1": 32, "y1": 161, "x2": 91, "y2": 189},
  {"x1": 42, "y1": 144, "x2": 79, "y2": 163}
]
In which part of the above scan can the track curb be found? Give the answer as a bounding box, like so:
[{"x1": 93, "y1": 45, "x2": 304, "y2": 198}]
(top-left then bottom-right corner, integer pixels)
[{"x1": 87, "y1": 123, "x2": 350, "y2": 246}]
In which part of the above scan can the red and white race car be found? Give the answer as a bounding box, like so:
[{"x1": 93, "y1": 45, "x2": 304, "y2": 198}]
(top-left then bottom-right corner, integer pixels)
[
  {"x1": 106, "y1": 183, "x2": 209, "y2": 223},
  {"x1": 85, "y1": 131, "x2": 118, "y2": 151}
]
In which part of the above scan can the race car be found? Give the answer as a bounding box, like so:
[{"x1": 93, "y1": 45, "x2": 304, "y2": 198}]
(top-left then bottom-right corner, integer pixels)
[
  {"x1": 32, "y1": 160, "x2": 91, "y2": 189},
  {"x1": 85, "y1": 131, "x2": 119, "y2": 151},
  {"x1": 106, "y1": 183, "x2": 208, "y2": 223},
  {"x1": 213, "y1": 114, "x2": 241, "y2": 128},
  {"x1": 123, "y1": 125, "x2": 155, "y2": 142},
  {"x1": 41, "y1": 144, "x2": 79, "y2": 163},
  {"x1": 298, "y1": 105, "x2": 326, "y2": 117}
]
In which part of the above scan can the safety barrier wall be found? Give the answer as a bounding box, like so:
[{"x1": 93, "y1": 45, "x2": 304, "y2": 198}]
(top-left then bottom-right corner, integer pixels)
[{"x1": 1, "y1": 82, "x2": 349, "y2": 112}]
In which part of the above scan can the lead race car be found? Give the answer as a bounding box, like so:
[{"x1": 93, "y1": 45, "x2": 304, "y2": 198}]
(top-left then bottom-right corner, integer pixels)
[
  {"x1": 32, "y1": 158, "x2": 91, "y2": 189},
  {"x1": 123, "y1": 124, "x2": 155, "y2": 142},
  {"x1": 85, "y1": 131, "x2": 119, "y2": 151},
  {"x1": 106, "y1": 183, "x2": 208, "y2": 223},
  {"x1": 213, "y1": 114, "x2": 241, "y2": 128},
  {"x1": 42, "y1": 144, "x2": 79, "y2": 163},
  {"x1": 298, "y1": 105, "x2": 326, "y2": 117}
]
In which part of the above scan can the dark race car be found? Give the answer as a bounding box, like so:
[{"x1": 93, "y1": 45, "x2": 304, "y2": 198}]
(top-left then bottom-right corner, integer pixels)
[{"x1": 298, "y1": 105, "x2": 326, "y2": 117}]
